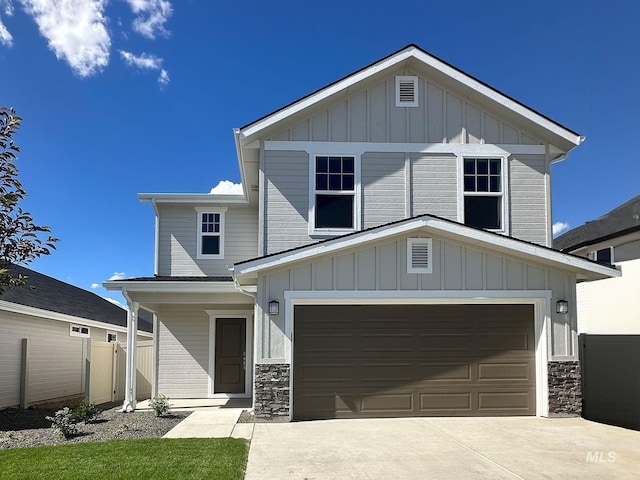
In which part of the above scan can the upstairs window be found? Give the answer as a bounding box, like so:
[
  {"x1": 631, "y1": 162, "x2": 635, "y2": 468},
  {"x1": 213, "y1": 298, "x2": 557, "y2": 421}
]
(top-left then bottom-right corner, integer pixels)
[
  {"x1": 463, "y1": 158, "x2": 504, "y2": 231},
  {"x1": 588, "y1": 247, "x2": 613, "y2": 265},
  {"x1": 310, "y1": 155, "x2": 360, "y2": 234},
  {"x1": 106, "y1": 332, "x2": 118, "y2": 343},
  {"x1": 70, "y1": 324, "x2": 90, "y2": 338},
  {"x1": 196, "y1": 208, "x2": 226, "y2": 259}
]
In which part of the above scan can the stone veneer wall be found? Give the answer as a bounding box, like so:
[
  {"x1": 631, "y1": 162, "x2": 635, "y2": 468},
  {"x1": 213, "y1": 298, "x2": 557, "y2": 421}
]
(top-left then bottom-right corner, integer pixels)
[
  {"x1": 548, "y1": 361, "x2": 582, "y2": 416},
  {"x1": 254, "y1": 364, "x2": 290, "y2": 419}
]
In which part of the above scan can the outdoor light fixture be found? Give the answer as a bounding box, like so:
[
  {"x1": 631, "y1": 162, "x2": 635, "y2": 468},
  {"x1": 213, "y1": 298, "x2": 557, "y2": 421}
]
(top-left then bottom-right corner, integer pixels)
[
  {"x1": 556, "y1": 300, "x2": 569, "y2": 314},
  {"x1": 268, "y1": 300, "x2": 280, "y2": 315}
]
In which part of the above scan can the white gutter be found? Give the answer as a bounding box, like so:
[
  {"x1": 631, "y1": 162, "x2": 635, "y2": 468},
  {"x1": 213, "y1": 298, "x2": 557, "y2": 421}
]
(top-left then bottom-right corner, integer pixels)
[{"x1": 138, "y1": 193, "x2": 248, "y2": 204}]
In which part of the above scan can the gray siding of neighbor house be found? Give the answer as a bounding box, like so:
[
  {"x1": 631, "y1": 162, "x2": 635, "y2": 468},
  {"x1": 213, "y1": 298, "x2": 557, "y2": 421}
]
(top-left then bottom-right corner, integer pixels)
[
  {"x1": 254, "y1": 233, "x2": 577, "y2": 364},
  {"x1": 269, "y1": 70, "x2": 541, "y2": 146},
  {"x1": 0, "y1": 311, "x2": 141, "y2": 409},
  {"x1": 157, "y1": 204, "x2": 258, "y2": 276},
  {"x1": 615, "y1": 238, "x2": 640, "y2": 262}
]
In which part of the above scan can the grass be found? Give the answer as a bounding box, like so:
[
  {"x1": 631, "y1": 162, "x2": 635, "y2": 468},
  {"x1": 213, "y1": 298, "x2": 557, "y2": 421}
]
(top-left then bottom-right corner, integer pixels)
[{"x1": 0, "y1": 438, "x2": 249, "y2": 480}]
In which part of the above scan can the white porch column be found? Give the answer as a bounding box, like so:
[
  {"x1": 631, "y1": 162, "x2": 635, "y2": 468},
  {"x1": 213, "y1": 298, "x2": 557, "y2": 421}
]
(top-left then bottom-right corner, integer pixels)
[{"x1": 123, "y1": 299, "x2": 139, "y2": 412}]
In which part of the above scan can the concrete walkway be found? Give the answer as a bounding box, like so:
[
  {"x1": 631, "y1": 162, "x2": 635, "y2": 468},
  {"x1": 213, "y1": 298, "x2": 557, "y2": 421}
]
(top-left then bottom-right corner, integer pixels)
[
  {"x1": 145, "y1": 399, "x2": 253, "y2": 440},
  {"x1": 245, "y1": 417, "x2": 640, "y2": 480}
]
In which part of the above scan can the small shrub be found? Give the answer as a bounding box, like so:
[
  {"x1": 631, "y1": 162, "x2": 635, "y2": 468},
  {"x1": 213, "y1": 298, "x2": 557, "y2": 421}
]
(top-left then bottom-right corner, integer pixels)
[
  {"x1": 149, "y1": 394, "x2": 171, "y2": 417},
  {"x1": 72, "y1": 399, "x2": 101, "y2": 424},
  {"x1": 46, "y1": 407, "x2": 78, "y2": 439}
]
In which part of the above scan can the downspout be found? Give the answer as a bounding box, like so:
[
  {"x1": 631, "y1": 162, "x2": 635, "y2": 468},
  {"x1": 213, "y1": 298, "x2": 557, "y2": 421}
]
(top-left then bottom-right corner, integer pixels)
[
  {"x1": 228, "y1": 265, "x2": 256, "y2": 299},
  {"x1": 121, "y1": 288, "x2": 139, "y2": 413}
]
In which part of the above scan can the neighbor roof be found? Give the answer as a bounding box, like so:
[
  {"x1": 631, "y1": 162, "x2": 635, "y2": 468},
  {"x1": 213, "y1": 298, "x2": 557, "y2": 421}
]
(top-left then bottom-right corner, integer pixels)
[
  {"x1": 0, "y1": 265, "x2": 153, "y2": 333},
  {"x1": 554, "y1": 195, "x2": 640, "y2": 252}
]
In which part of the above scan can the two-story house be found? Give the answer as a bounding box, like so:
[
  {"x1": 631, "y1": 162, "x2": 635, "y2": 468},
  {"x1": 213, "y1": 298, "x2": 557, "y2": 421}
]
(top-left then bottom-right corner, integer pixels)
[{"x1": 106, "y1": 45, "x2": 618, "y2": 420}]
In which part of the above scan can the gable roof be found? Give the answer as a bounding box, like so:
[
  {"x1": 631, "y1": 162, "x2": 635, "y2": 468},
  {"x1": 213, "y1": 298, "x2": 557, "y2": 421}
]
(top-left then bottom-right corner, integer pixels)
[
  {"x1": 0, "y1": 265, "x2": 153, "y2": 333},
  {"x1": 236, "y1": 44, "x2": 583, "y2": 153},
  {"x1": 233, "y1": 214, "x2": 618, "y2": 282},
  {"x1": 554, "y1": 194, "x2": 640, "y2": 252}
]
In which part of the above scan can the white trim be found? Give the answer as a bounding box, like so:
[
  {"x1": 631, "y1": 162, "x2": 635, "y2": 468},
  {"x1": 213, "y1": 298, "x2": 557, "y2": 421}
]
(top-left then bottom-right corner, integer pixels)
[
  {"x1": 264, "y1": 141, "x2": 545, "y2": 156},
  {"x1": 206, "y1": 310, "x2": 253, "y2": 399},
  {"x1": 395, "y1": 75, "x2": 419, "y2": 107},
  {"x1": 104, "y1": 281, "x2": 240, "y2": 294},
  {"x1": 240, "y1": 46, "x2": 582, "y2": 147},
  {"x1": 0, "y1": 299, "x2": 152, "y2": 337},
  {"x1": 308, "y1": 153, "x2": 361, "y2": 236},
  {"x1": 70, "y1": 323, "x2": 90, "y2": 338},
  {"x1": 139, "y1": 193, "x2": 248, "y2": 204},
  {"x1": 234, "y1": 216, "x2": 620, "y2": 281},
  {"x1": 457, "y1": 155, "x2": 510, "y2": 235},
  {"x1": 196, "y1": 207, "x2": 227, "y2": 260},
  {"x1": 282, "y1": 289, "x2": 552, "y2": 419},
  {"x1": 407, "y1": 237, "x2": 433, "y2": 273}
]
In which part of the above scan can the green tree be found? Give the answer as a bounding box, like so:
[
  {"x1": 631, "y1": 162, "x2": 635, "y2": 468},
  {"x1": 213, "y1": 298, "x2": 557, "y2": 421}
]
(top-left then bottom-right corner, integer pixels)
[{"x1": 0, "y1": 107, "x2": 57, "y2": 292}]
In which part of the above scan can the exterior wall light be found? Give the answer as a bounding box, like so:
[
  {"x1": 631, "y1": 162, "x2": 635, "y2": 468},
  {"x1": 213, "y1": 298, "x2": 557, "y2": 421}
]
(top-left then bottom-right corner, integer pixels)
[
  {"x1": 556, "y1": 300, "x2": 569, "y2": 314},
  {"x1": 268, "y1": 300, "x2": 280, "y2": 315}
]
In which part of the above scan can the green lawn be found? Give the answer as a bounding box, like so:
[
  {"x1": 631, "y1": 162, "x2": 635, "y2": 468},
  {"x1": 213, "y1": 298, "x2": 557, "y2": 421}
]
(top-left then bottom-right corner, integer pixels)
[{"x1": 0, "y1": 438, "x2": 249, "y2": 480}]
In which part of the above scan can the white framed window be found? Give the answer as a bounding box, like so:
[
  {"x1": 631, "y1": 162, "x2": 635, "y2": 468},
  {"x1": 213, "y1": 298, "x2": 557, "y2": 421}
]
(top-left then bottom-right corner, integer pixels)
[
  {"x1": 407, "y1": 238, "x2": 433, "y2": 273},
  {"x1": 588, "y1": 247, "x2": 613, "y2": 265},
  {"x1": 70, "y1": 324, "x2": 90, "y2": 338},
  {"x1": 309, "y1": 155, "x2": 361, "y2": 236},
  {"x1": 395, "y1": 76, "x2": 419, "y2": 107},
  {"x1": 460, "y1": 157, "x2": 508, "y2": 232},
  {"x1": 106, "y1": 331, "x2": 118, "y2": 343},
  {"x1": 196, "y1": 207, "x2": 226, "y2": 259}
]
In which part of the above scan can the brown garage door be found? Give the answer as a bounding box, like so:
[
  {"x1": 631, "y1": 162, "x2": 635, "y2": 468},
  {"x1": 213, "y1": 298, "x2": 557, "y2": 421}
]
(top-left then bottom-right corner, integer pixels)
[{"x1": 293, "y1": 304, "x2": 535, "y2": 419}]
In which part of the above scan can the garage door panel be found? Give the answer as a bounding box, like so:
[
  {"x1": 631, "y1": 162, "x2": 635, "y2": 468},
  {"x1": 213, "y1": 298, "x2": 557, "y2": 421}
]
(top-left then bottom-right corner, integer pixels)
[{"x1": 294, "y1": 304, "x2": 535, "y2": 419}]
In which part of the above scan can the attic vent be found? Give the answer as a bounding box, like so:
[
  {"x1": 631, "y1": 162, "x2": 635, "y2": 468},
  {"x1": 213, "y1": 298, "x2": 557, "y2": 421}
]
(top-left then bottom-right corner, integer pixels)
[
  {"x1": 396, "y1": 76, "x2": 418, "y2": 107},
  {"x1": 407, "y1": 238, "x2": 432, "y2": 273}
]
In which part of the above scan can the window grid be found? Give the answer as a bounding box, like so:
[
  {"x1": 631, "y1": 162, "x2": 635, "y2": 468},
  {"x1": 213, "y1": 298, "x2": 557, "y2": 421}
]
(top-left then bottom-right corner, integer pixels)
[
  {"x1": 315, "y1": 156, "x2": 355, "y2": 193},
  {"x1": 201, "y1": 213, "x2": 220, "y2": 233},
  {"x1": 464, "y1": 158, "x2": 502, "y2": 195}
]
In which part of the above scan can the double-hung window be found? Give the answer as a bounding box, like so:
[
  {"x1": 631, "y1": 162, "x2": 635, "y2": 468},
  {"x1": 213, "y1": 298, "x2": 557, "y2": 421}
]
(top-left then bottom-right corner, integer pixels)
[
  {"x1": 196, "y1": 208, "x2": 226, "y2": 259},
  {"x1": 311, "y1": 155, "x2": 358, "y2": 234},
  {"x1": 463, "y1": 158, "x2": 505, "y2": 231}
]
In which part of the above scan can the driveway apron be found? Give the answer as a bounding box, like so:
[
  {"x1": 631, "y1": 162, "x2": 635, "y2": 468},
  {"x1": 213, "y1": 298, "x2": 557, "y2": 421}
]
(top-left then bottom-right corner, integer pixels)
[{"x1": 245, "y1": 417, "x2": 640, "y2": 480}]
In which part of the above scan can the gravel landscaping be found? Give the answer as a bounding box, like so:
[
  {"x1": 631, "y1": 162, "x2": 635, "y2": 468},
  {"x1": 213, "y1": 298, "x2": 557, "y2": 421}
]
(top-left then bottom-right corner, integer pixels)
[{"x1": 0, "y1": 403, "x2": 190, "y2": 450}]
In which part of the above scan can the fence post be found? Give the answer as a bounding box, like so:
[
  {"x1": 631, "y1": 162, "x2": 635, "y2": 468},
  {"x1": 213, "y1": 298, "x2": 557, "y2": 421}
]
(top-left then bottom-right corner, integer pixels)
[
  {"x1": 85, "y1": 338, "x2": 92, "y2": 402},
  {"x1": 19, "y1": 339, "x2": 29, "y2": 409}
]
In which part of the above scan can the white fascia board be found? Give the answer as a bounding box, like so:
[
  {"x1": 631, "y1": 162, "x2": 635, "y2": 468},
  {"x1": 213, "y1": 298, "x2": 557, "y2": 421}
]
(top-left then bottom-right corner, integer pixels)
[
  {"x1": 409, "y1": 50, "x2": 583, "y2": 147},
  {"x1": 234, "y1": 128, "x2": 249, "y2": 199},
  {"x1": 234, "y1": 217, "x2": 620, "y2": 280},
  {"x1": 138, "y1": 193, "x2": 248, "y2": 204},
  {"x1": 240, "y1": 49, "x2": 415, "y2": 138},
  {"x1": 0, "y1": 300, "x2": 152, "y2": 337},
  {"x1": 264, "y1": 141, "x2": 545, "y2": 156},
  {"x1": 103, "y1": 280, "x2": 240, "y2": 294}
]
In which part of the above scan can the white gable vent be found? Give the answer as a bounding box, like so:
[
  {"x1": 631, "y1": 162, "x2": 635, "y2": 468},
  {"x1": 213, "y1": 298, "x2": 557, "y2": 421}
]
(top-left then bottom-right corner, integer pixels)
[
  {"x1": 396, "y1": 76, "x2": 419, "y2": 107},
  {"x1": 407, "y1": 238, "x2": 432, "y2": 273}
]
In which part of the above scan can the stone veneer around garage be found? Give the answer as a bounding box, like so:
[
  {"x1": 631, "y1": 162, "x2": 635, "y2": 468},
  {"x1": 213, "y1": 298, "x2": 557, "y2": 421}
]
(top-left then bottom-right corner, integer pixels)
[
  {"x1": 254, "y1": 364, "x2": 290, "y2": 419},
  {"x1": 548, "y1": 361, "x2": 582, "y2": 416}
]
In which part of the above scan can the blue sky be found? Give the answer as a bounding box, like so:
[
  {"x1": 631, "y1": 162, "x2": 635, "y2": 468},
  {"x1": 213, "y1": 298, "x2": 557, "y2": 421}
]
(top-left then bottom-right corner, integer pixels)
[{"x1": 1, "y1": 0, "x2": 638, "y2": 307}]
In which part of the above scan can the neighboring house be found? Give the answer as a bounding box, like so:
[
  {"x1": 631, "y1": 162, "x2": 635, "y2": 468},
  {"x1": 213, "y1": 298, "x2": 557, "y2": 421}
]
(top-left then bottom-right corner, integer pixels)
[
  {"x1": 0, "y1": 264, "x2": 152, "y2": 409},
  {"x1": 106, "y1": 44, "x2": 618, "y2": 420},
  {"x1": 554, "y1": 196, "x2": 640, "y2": 430},
  {"x1": 554, "y1": 194, "x2": 640, "y2": 334}
]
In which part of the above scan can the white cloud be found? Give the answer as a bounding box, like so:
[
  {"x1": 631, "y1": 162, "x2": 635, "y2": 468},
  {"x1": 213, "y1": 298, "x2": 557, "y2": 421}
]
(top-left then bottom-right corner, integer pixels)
[
  {"x1": 91, "y1": 282, "x2": 100, "y2": 289},
  {"x1": 20, "y1": 0, "x2": 111, "y2": 77},
  {"x1": 108, "y1": 271, "x2": 127, "y2": 281},
  {"x1": 0, "y1": 0, "x2": 13, "y2": 47},
  {"x1": 119, "y1": 49, "x2": 170, "y2": 87},
  {"x1": 552, "y1": 222, "x2": 570, "y2": 236},
  {"x1": 126, "y1": 0, "x2": 172, "y2": 39},
  {"x1": 210, "y1": 180, "x2": 243, "y2": 195}
]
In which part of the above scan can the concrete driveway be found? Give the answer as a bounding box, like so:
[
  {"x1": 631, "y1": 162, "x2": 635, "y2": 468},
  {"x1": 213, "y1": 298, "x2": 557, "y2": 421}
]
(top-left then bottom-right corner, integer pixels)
[{"x1": 245, "y1": 417, "x2": 640, "y2": 479}]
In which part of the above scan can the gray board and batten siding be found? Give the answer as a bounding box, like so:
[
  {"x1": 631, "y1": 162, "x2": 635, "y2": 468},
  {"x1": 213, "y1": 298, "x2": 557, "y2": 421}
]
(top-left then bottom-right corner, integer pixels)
[
  {"x1": 255, "y1": 232, "x2": 577, "y2": 363},
  {"x1": 156, "y1": 203, "x2": 258, "y2": 276},
  {"x1": 264, "y1": 150, "x2": 548, "y2": 254}
]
